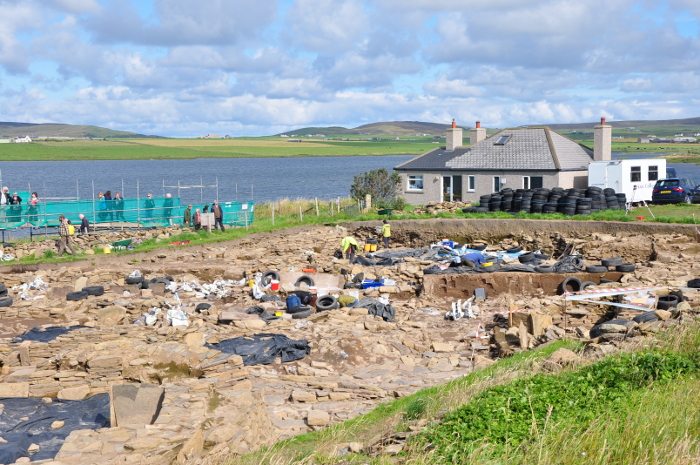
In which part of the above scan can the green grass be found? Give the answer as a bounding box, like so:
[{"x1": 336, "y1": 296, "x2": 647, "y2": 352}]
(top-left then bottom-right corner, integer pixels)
[
  {"x1": 0, "y1": 139, "x2": 436, "y2": 161},
  {"x1": 230, "y1": 340, "x2": 582, "y2": 465},
  {"x1": 231, "y1": 320, "x2": 700, "y2": 465}
]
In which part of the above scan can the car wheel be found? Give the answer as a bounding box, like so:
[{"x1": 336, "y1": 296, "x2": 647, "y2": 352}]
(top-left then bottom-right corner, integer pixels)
[{"x1": 685, "y1": 195, "x2": 692, "y2": 204}]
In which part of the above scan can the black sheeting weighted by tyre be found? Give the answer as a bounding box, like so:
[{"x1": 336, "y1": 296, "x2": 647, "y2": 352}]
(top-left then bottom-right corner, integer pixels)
[
  {"x1": 0, "y1": 393, "x2": 110, "y2": 464},
  {"x1": 292, "y1": 309, "x2": 313, "y2": 319},
  {"x1": 261, "y1": 270, "x2": 280, "y2": 285},
  {"x1": 589, "y1": 318, "x2": 632, "y2": 338},
  {"x1": 632, "y1": 312, "x2": 659, "y2": 324},
  {"x1": 206, "y1": 333, "x2": 311, "y2": 366}
]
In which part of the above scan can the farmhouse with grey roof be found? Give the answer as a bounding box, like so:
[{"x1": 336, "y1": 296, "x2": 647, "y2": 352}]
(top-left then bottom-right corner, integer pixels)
[{"x1": 394, "y1": 118, "x2": 612, "y2": 204}]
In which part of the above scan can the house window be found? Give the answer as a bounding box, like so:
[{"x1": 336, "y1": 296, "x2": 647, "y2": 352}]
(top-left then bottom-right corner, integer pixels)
[
  {"x1": 648, "y1": 165, "x2": 658, "y2": 181},
  {"x1": 442, "y1": 176, "x2": 463, "y2": 202},
  {"x1": 407, "y1": 175, "x2": 424, "y2": 191},
  {"x1": 493, "y1": 176, "x2": 501, "y2": 193},
  {"x1": 467, "y1": 175, "x2": 476, "y2": 192},
  {"x1": 631, "y1": 166, "x2": 641, "y2": 182},
  {"x1": 494, "y1": 135, "x2": 510, "y2": 145}
]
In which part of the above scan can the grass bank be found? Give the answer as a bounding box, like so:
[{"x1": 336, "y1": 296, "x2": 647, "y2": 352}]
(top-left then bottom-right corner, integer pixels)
[{"x1": 231, "y1": 320, "x2": 700, "y2": 465}]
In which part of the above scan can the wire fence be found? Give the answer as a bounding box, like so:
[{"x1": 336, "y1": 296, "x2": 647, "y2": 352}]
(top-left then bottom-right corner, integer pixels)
[{"x1": 0, "y1": 197, "x2": 254, "y2": 230}]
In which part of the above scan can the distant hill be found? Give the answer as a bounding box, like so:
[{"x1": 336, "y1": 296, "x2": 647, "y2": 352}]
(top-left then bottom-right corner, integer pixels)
[
  {"x1": 538, "y1": 117, "x2": 700, "y2": 131},
  {"x1": 277, "y1": 121, "x2": 466, "y2": 136},
  {"x1": 0, "y1": 122, "x2": 155, "y2": 138}
]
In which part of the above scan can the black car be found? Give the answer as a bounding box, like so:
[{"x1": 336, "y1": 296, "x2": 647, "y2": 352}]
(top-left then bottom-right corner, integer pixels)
[{"x1": 651, "y1": 178, "x2": 700, "y2": 204}]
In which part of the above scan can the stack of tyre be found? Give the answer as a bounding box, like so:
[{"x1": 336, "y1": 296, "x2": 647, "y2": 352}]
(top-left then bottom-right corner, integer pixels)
[
  {"x1": 584, "y1": 257, "x2": 636, "y2": 273},
  {"x1": 464, "y1": 186, "x2": 626, "y2": 216}
]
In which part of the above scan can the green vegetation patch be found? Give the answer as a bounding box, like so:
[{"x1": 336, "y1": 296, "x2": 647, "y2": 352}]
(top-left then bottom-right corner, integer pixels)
[{"x1": 419, "y1": 351, "x2": 700, "y2": 462}]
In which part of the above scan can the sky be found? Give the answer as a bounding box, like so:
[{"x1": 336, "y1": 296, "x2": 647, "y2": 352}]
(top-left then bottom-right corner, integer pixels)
[{"x1": 0, "y1": 0, "x2": 700, "y2": 137}]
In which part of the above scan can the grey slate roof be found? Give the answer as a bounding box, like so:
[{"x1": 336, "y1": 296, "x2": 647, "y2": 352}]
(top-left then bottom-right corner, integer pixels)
[{"x1": 395, "y1": 127, "x2": 593, "y2": 172}]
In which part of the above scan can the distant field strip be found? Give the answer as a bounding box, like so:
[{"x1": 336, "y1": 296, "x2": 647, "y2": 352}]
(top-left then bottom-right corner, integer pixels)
[{"x1": 0, "y1": 138, "x2": 434, "y2": 160}]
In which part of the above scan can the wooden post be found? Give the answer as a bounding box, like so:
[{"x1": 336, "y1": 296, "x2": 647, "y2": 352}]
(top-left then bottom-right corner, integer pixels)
[
  {"x1": 271, "y1": 202, "x2": 275, "y2": 226},
  {"x1": 299, "y1": 206, "x2": 303, "y2": 222},
  {"x1": 315, "y1": 198, "x2": 319, "y2": 216},
  {"x1": 365, "y1": 194, "x2": 372, "y2": 212}
]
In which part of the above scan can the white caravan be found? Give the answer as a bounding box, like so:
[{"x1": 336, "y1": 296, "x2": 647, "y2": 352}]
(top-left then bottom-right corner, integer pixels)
[{"x1": 587, "y1": 158, "x2": 667, "y2": 204}]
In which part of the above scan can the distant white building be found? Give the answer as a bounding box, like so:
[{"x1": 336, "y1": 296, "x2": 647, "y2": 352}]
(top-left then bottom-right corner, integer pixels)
[
  {"x1": 198, "y1": 134, "x2": 221, "y2": 139},
  {"x1": 12, "y1": 135, "x2": 32, "y2": 143},
  {"x1": 674, "y1": 137, "x2": 697, "y2": 143}
]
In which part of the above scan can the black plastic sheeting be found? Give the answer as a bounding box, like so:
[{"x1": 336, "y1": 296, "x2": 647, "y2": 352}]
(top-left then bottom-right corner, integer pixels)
[
  {"x1": 12, "y1": 326, "x2": 86, "y2": 343},
  {"x1": 551, "y1": 255, "x2": 584, "y2": 273},
  {"x1": 423, "y1": 264, "x2": 537, "y2": 274},
  {"x1": 245, "y1": 305, "x2": 281, "y2": 323},
  {"x1": 0, "y1": 394, "x2": 110, "y2": 464},
  {"x1": 354, "y1": 298, "x2": 396, "y2": 322},
  {"x1": 355, "y1": 256, "x2": 403, "y2": 267},
  {"x1": 207, "y1": 333, "x2": 311, "y2": 366}
]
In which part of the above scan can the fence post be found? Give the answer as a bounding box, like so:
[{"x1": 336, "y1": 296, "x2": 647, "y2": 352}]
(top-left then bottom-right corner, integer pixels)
[
  {"x1": 299, "y1": 206, "x2": 303, "y2": 222},
  {"x1": 271, "y1": 202, "x2": 275, "y2": 226},
  {"x1": 315, "y1": 198, "x2": 319, "y2": 216}
]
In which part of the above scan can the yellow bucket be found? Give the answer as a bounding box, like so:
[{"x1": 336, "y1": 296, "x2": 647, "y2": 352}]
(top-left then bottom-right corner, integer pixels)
[
  {"x1": 370, "y1": 244, "x2": 377, "y2": 252},
  {"x1": 275, "y1": 312, "x2": 283, "y2": 317},
  {"x1": 103, "y1": 246, "x2": 111, "y2": 254},
  {"x1": 364, "y1": 244, "x2": 372, "y2": 252}
]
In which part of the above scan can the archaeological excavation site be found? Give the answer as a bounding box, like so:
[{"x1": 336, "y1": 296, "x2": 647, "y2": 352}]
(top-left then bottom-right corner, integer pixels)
[{"x1": 0, "y1": 217, "x2": 698, "y2": 464}]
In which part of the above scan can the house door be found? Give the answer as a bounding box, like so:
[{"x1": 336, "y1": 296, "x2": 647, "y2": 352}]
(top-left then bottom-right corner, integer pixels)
[{"x1": 443, "y1": 176, "x2": 462, "y2": 202}]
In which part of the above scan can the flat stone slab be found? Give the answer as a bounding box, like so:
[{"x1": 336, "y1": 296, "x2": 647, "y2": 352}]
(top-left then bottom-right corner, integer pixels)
[{"x1": 112, "y1": 384, "x2": 165, "y2": 426}]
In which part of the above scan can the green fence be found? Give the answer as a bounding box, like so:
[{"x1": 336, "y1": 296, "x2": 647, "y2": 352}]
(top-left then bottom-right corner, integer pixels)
[{"x1": 0, "y1": 197, "x2": 254, "y2": 230}]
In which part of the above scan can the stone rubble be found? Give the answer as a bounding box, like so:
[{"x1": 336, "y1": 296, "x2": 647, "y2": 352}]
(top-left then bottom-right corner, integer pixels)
[{"x1": 0, "y1": 222, "x2": 698, "y2": 463}]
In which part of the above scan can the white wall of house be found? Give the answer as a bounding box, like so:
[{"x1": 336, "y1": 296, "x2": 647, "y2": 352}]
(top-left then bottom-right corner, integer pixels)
[{"x1": 399, "y1": 169, "x2": 590, "y2": 204}]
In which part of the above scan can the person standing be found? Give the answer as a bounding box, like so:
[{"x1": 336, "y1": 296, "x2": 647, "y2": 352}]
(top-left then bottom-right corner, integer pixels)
[
  {"x1": 97, "y1": 192, "x2": 106, "y2": 221},
  {"x1": 0, "y1": 187, "x2": 7, "y2": 224},
  {"x1": 381, "y1": 219, "x2": 391, "y2": 249},
  {"x1": 183, "y1": 205, "x2": 192, "y2": 227},
  {"x1": 79, "y1": 214, "x2": 90, "y2": 234},
  {"x1": 114, "y1": 192, "x2": 125, "y2": 222},
  {"x1": 341, "y1": 236, "x2": 359, "y2": 263},
  {"x1": 28, "y1": 192, "x2": 39, "y2": 227},
  {"x1": 9, "y1": 192, "x2": 22, "y2": 223},
  {"x1": 104, "y1": 190, "x2": 114, "y2": 222},
  {"x1": 144, "y1": 194, "x2": 155, "y2": 220},
  {"x1": 163, "y1": 193, "x2": 174, "y2": 225},
  {"x1": 57, "y1": 215, "x2": 76, "y2": 256},
  {"x1": 193, "y1": 208, "x2": 201, "y2": 231},
  {"x1": 211, "y1": 200, "x2": 225, "y2": 232}
]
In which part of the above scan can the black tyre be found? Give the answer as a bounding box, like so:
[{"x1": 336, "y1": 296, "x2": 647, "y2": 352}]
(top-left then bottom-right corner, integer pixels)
[
  {"x1": 0, "y1": 297, "x2": 12, "y2": 307},
  {"x1": 295, "y1": 275, "x2": 315, "y2": 287},
  {"x1": 66, "y1": 291, "x2": 88, "y2": 301},
  {"x1": 316, "y1": 295, "x2": 339, "y2": 311},
  {"x1": 292, "y1": 309, "x2": 313, "y2": 319},
  {"x1": 600, "y1": 278, "x2": 616, "y2": 283},
  {"x1": 688, "y1": 278, "x2": 700, "y2": 288},
  {"x1": 533, "y1": 265, "x2": 552, "y2": 273},
  {"x1": 125, "y1": 276, "x2": 144, "y2": 285},
  {"x1": 506, "y1": 246, "x2": 522, "y2": 253},
  {"x1": 658, "y1": 295, "x2": 679, "y2": 310},
  {"x1": 632, "y1": 312, "x2": 658, "y2": 324},
  {"x1": 580, "y1": 281, "x2": 596, "y2": 290},
  {"x1": 534, "y1": 253, "x2": 550, "y2": 260},
  {"x1": 262, "y1": 270, "x2": 281, "y2": 286},
  {"x1": 287, "y1": 305, "x2": 312, "y2": 314},
  {"x1": 195, "y1": 303, "x2": 212, "y2": 312},
  {"x1": 518, "y1": 252, "x2": 536, "y2": 263},
  {"x1": 558, "y1": 276, "x2": 582, "y2": 294},
  {"x1": 601, "y1": 257, "x2": 623, "y2": 267},
  {"x1": 616, "y1": 263, "x2": 636, "y2": 272},
  {"x1": 0, "y1": 283, "x2": 6, "y2": 293},
  {"x1": 0, "y1": 289, "x2": 7, "y2": 297},
  {"x1": 590, "y1": 318, "x2": 631, "y2": 338},
  {"x1": 82, "y1": 286, "x2": 104, "y2": 296},
  {"x1": 140, "y1": 281, "x2": 150, "y2": 289},
  {"x1": 471, "y1": 244, "x2": 487, "y2": 251},
  {"x1": 462, "y1": 207, "x2": 477, "y2": 213},
  {"x1": 586, "y1": 265, "x2": 608, "y2": 273}
]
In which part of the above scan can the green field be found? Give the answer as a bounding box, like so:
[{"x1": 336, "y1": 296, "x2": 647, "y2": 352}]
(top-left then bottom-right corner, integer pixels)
[{"x1": 0, "y1": 138, "x2": 437, "y2": 161}]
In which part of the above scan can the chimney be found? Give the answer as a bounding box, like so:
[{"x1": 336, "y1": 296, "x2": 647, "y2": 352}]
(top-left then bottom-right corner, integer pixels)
[
  {"x1": 446, "y1": 119, "x2": 463, "y2": 151},
  {"x1": 593, "y1": 116, "x2": 611, "y2": 161},
  {"x1": 469, "y1": 120, "x2": 486, "y2": 146}
]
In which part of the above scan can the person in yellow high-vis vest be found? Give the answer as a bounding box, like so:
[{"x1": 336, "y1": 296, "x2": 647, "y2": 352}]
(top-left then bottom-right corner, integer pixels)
[
  {"x1": 381, "y1": 219, "x2": 391, "y2": 249},
  {"x1": 341, "y1": 236, "x2": 359, "y2": 263}
]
